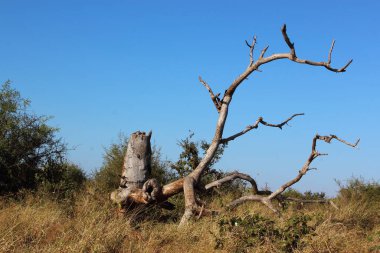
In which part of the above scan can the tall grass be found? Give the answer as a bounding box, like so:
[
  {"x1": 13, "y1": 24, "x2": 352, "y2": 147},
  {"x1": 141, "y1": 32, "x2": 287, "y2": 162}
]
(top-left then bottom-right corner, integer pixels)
[{"x1": 0, "y1": 178, "x2": 379, "y2": 253}]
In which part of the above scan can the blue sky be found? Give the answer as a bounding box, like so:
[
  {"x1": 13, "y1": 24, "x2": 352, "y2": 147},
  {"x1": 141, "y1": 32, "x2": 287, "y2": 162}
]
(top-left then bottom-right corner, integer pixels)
[{"x1": 1, "y1": 1, "x2": 379, "y2": 195}]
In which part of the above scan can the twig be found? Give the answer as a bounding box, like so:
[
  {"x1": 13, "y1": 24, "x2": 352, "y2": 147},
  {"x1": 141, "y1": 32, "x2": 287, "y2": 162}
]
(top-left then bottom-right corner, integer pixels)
[
  {"x1": 199, "y1": 76, "x2": 221, "y2": 112},
  {"x1": 245, "y1": 35, "x2": 257, "y2": 66}
]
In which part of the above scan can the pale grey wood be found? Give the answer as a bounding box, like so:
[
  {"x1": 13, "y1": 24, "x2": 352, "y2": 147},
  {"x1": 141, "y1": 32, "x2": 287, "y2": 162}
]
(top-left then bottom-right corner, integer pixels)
[{"x1": 120, "y1": 131, "x2": 152, "y2": 189}]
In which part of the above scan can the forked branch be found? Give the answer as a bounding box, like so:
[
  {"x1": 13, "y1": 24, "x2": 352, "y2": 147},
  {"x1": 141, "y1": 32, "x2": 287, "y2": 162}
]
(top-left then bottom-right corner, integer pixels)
[
  {"x1": 224, "y1": 25, "x2": 352, "y2": 98},
  {"x1": 281, "y1": 24, "x2": 353, "y2": 72},
  {"x1": 221, "y1": 113, "x2": 304, "y2": 144},
  {"x1": 245, "y1": 35, "x2": 257, "y2": 66}
]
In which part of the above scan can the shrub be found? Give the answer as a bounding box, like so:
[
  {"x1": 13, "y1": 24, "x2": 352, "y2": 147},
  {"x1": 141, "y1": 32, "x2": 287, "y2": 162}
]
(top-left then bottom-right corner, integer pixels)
[
  {"x1": 38, "y1": 162, "x2": 86, "y2": 200},
  {"x1": 93, "y1": 134, "x2": 129, "y2": 193},
  {"x1": 283, "y1": 188, "x2": 326, "y2": 200},
  {"x1": 337, "y1": 177, "x2": 380, "y2": 203},
  {"x1": 334, "y1": 177, "x2": 380, "y2": 231},
  {"x1": 0, "y1": 81, "x2": 77, "y2": 194},
  {"x1": 215, "y1": 213, "x2": 315, "y2": 252}
]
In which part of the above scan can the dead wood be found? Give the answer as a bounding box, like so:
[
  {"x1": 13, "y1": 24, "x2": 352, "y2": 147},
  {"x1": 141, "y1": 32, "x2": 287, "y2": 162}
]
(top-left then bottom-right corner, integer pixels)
[{"x1": 110, "y1": 25, "x2": 355, "y2": 226}]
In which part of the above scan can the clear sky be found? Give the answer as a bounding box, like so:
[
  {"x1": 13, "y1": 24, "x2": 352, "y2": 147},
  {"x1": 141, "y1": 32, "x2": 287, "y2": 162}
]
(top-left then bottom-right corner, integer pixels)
[{"x1": 1, "y1": 0, "x2": 379, "y2": 196}]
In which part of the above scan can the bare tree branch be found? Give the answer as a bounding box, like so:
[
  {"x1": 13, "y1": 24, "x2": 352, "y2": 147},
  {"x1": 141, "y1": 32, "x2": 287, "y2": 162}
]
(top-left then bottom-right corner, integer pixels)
[
  {"x1": 221, "y1": 113, "x2": 304, "y2": 144},
  {"x1": 259, "y1": 45, "x2": 269, "y2": 60},
  {"x1": 281, "y1": 24, "x2": 296, "y2": 58},
  {"x1": 224, "y1": 24, "x2": 352, "y2": 99},
  {"x1": 199, "y1": 76, "x2": 221, "y2": 113},
  {"x1": 268, "y1": 134, "x2": 359, "y2": 200},
  {"x1": 226, "y1": 134, "x2": 358, "y2": 214},
  {"x1": 281, "y1": 24, "x2": 353, "y2": 72},
  {"x1": 328, "y1": 40, "x2": 335, "y2": 65},
  {"x1": 205, "y1": 171, "x2": 259, "y2": 194}
]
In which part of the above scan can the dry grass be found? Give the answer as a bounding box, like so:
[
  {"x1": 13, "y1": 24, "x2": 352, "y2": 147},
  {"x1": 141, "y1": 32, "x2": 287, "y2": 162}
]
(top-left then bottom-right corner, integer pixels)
[{"x1": 0, "y1": 189, "x2": 379, "y2": 253}]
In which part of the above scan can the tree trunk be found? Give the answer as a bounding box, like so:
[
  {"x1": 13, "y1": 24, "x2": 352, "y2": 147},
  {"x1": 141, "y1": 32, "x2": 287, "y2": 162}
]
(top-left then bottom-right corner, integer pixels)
[
  {"x1": 110, "y1": 131, "x2": 156, "y2": 206},
  {"x1": 111, "y1": 131, "x2": 179, "y2": 209},
  {"x1": 119, "y1": 131, "x2": 152, "y2": 190}
]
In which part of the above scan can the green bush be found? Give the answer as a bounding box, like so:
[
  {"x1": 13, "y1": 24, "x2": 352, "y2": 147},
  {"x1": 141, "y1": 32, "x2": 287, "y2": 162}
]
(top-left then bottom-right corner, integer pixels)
[
  {"x1": 283, "y1": 188, "x2": 326, "y2": 200},
  {"x1": 335, "y1": 177, "x2": 380, "y2": 231},
  {"x1": 337, "y1": 177, "x2": 380, "y2": 203},
  {"x1": 170, "y1": 132, "x2": 226, "y2": 178},
  {"x1": 93, "y1": 134, "x2": 129, "y2": 193},
  {"x1": 38, "y1": 162, "x2": 86, "y2": 200},
  {"x1": 0, "y1": 81, "x2": 80, "y2": 194}
]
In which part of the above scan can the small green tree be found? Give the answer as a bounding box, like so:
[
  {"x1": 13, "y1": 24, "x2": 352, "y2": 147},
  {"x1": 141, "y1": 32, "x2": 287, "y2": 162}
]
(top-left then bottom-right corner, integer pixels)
[
  {"x1": 38, "y1": 162, "x2": 86, "y2": 199},
  {"x1": 94, "y1": 134, "x2": 129, "y2": 192},
  {"x1": 170, "y1": 132, "x2": 226, "y2": 177},
  {"x1": 0, "y1": 81, "x2": 84, "y2": 194}
]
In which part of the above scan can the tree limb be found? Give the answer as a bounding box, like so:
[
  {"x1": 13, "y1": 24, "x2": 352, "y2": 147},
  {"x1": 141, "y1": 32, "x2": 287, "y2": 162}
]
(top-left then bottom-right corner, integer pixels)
[
  {"x1": 221, "y1": 113, "x2": 304, "y2": 144},
  {"x1": 281, "y1": 24, "x2": 353, "y2": 72},
  {"x1": 268, "y1": 134, "x2": 359, "y2": 200},
  {"x1": 224, "y1": 24, "x2": 352, "y2": 98}
]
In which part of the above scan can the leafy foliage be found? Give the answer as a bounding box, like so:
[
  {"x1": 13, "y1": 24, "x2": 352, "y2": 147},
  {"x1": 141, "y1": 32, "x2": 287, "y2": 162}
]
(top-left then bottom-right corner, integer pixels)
[
  {"x1": 170, "y1": 131, "x2": 226, "y2": 177},
  {"x1": 337, "y1": 177, "x2": 380, "y2": 203},
  {"x1": 170, "y1": 132, "x2": 200, "y2": 177},
  {"x1": 0, "y1": 81, "x2": 83, "y2": 194},
  {"x1": 283, "y1": 188, "x2": 326, "y2": 200},
  {"x1": 93, "y1": 134, "x2": 129, "y2": 193},
  {"x1": 38, "y1": 162, "x2": 86, "y2": 200}
]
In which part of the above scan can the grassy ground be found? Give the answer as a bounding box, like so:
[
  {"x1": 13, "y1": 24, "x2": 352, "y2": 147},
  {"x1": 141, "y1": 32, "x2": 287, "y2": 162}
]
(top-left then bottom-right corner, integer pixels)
[{"x1": 0, "y1": 184, "x2": 379, "y2": 253}]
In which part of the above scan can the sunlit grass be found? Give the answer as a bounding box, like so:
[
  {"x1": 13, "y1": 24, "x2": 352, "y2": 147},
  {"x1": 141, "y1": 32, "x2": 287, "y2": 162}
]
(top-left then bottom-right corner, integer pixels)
[{"x1": 0, "y1": 179, "x2": 379, "y2": 253}]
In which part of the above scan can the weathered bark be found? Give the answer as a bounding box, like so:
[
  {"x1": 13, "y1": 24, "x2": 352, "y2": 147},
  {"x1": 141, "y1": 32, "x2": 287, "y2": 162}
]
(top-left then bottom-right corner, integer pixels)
[
  {"x1": 110, "y1": 131, "x2": 182, "y2": 209},
  {"x1": 110, "y1": 131, "x2": 158, "y2": 206},
  {"x1": 120, "y1": 131, "x2": 152, "y2": 189}
]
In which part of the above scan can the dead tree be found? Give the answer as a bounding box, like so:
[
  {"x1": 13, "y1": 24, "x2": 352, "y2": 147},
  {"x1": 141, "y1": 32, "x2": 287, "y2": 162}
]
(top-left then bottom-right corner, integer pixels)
[{"x1": 110, "y1": 25, "x2": 357, "y2": 225}]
